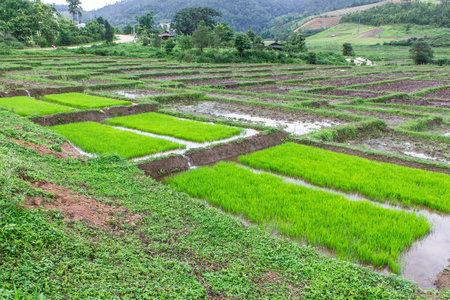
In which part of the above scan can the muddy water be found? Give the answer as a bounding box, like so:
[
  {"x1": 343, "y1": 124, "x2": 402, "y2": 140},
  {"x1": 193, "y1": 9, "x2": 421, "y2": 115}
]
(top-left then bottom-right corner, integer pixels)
[
  {"x1": 111, "y1": 89, "x2": 168, "y2": 99},
  {"x1": 403, "y1": 151, "x2": 450, "y2": 164},
  {"x1": 167, "y1": 101, "x2": 340, "y2": 135}
]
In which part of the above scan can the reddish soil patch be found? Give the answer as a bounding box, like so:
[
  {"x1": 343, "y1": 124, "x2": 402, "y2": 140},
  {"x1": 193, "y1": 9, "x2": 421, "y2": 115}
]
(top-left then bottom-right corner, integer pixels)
[
  {"x1": 295, "y1": 17, "x2": 341, "y2": 31},
  {"x1": 6, "y1": 137, "x2": 85, "y2": 160},
  {"x1": 420, "y1": 87, "x2": 450, "y2": 100},
  {"x1": 359, "y1": 80, "x2": 448, "y2": 93},
  {"x1": 435, "y1": 265, "x2": 450, "y2": 290},
  {"x1": 312, "y1": 89, "x2": 383, "y2": 98},
  {"x1": 304, "y1": 76, "x2": 389, "y2": 88},
  {"x1": 357, "y1": 28, "x2": 385, "y2": 38},
  {"x1": 385, "y1": 98, "x2": 450, "y2": 109},
  {"x1": 25, "y1": 182, "x2": 142, "y2": 229}
]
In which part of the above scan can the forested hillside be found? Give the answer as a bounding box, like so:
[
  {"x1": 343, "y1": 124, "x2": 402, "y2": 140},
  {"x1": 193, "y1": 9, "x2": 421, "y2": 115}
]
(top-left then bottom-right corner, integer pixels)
[
  {"x1": 341, "y1": 2, "x2": 450, "y2": 27},
  {"x1": 85, "y1": 0, "x2": 384, "y2": 32}
]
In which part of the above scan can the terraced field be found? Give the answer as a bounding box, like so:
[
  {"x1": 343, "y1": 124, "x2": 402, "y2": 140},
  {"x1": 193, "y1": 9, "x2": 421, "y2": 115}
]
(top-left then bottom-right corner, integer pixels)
[{"x1": 0, "y1": 54, "x2": 449, "y2": 298}]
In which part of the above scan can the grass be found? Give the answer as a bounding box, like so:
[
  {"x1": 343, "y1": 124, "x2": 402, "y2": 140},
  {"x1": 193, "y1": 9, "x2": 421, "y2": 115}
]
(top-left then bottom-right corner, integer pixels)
[
  {"x1": 106, "y1": 112, "x2": 243, "y2": 142},
  {"x1": 43, "y1": 93, "x2": 132, "y2": 109},
  {"x1": 50, "y1": 122, "x2": 184, "y2": 158},
  {"x1": 166, "y1": 161, "x2": 430, "y2": 271},
  {"x1": 0, "y1": 96, "x2": 75, "y2": 116},
  {"x1": 239, "y1": 143, "x2": 450, "y2": 212}
]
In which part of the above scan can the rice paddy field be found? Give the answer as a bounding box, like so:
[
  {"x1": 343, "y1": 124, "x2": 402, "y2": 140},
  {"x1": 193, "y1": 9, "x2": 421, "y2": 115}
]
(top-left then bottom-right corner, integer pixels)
[{"x1": 0, "y1": 52, "x2": 449, "y2": 298}]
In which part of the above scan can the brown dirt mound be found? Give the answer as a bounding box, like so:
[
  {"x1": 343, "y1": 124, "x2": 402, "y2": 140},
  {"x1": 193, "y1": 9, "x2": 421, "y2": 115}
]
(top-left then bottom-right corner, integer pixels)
[
  {"x1": 435, "y1": 265, "x2": 450, "y2": 290},
  {"x1": 294, "y1": 17, "x2": 341, "y2": 31},
  {"x1": 25, "y1": 182, "x2": 142, "y2": 229},
  {"x1": 6, "y1": 137, "x2": 85, "y2": 160}
]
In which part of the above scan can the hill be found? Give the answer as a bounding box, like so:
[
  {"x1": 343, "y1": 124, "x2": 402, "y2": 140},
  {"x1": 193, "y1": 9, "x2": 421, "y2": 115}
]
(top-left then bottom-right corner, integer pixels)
[{"x1": 84, "y1": 0, "x2": 384, "y2": 32}]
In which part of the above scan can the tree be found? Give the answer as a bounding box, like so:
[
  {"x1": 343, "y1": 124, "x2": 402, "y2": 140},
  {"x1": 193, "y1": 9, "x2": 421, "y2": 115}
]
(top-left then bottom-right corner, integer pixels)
[
  {"x1": 123, "y1": 24, "x2": 133, "y2": 35},
  {"x1": 214, "y1": 22, "x2": 234, "y2": 45},
  {"x1": 246, "y1": 29, "x2": 257, "y2": 42},
  {"x1": 191, "y1": 21, "x2": 211, "y2": 52},
  {"x1": 165, "y1": 39, "x2": 176, "y2": 54},
  {"x1": 286, "y1": 32, "x2": 307, "y2": 53},
  {"x1": 342, "y1": 43, "x2": 355, "y2": 56},
  {"x1": 66, "y1": 0, "x2": 82, "y2": 25},
  {"x1": 172, "y1": 7, "x2": 221, "y2": 36},
  {"x1": 235, "y1": 32, "x2": 251, "y2": 57},
  {"x1": 139, "y1": 12, "x2": 155, "y2": 30},
  {"x1": 177, "y1": 34, "x2": 193, "y2": 51},
  {"x1": 409, "y1": 40, "x2": 433, "y2": 64},
  {"x1": 104, "y1": 20, "x2": 114, "y2": 42},
  {"x1": 253, "y1": 36, "x2": 264, "y2": 52}
]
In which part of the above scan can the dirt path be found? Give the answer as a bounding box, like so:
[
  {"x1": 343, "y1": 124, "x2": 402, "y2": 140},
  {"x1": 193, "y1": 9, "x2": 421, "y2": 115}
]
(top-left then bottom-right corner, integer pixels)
[{"x1": 357, "y1": 28, "x2": 385, "y2": 38}]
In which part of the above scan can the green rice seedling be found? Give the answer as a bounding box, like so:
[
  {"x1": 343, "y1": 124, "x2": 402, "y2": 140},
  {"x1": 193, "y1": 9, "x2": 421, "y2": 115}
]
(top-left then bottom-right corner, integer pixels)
[
  {"x1": 43, "y1": 93, "x2": 132, "y2": 109},
  {"x1": 167, "y1": 162, "x2": 430, "y2": 271},
  {"x1": 107, "y1": 113, "x2": 243, "y2": 142},
  {"x1": 51, "y1": 122, "x2": 184, "y2": 158},
  {"x1": 0, "y1": 97, "x2": 75, "y2": 116},
  {"x1": 239, "y1": 143, "x2": 450, "y2": 212}
]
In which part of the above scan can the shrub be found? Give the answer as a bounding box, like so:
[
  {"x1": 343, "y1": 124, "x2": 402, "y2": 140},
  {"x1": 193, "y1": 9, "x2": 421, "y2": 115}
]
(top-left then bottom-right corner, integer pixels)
[
  {"x1": 342, "y1": 43, "x2": 355, "y2": 56},
  {"x1": 409, "y1": 41, "x2": 433, "y2": 65}
]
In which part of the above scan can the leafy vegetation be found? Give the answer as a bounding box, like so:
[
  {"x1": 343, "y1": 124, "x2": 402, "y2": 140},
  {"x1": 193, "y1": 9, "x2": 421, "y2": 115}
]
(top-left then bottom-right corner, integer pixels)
[
  {"x1": 43, "y1": 93, "x2": 132, "y2": 109},
  {"x1": 50, "y1": 121, "x2": 184, "y2": 158},
  {"x1": 0, "y1": 96, "x2": 75, "y2": 116},
  {"x1": 107, "y1": 112, "x2": 243, "y2": 142},
  {"x1": 167, "y1": 162, "x2": 430, "y2": 271},
  {"x1": 410, "y1": 41, "x2": 434, "y2": 65},
  {"x1": 239, "y1": 143, "x2": 450, "y2": 212}
]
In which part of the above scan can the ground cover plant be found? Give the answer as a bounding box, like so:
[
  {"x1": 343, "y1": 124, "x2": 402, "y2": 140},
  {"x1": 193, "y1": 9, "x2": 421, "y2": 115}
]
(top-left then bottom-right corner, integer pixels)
[
  {"x1": 43, "y1": 93, "x2": 133, "y2": 109},
  {"x1": 107, "y1": 112, "x2": 243, "y2": 142},
  {"x1": 239, "y1": 143, "x2": 450, "y2": 212},
  {"x1": 50, "y1": 122, "x2": 184, "y2": 158},
  {"x1": 0, "y1": 96, "x2": 75, "y2": 116},
  {"x1": 167, "y1": 161, "x2": 430, "y2": 271}
]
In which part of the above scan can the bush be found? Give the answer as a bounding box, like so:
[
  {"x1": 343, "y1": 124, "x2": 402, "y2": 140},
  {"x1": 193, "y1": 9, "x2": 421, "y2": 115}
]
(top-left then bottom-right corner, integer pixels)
[
  {"x1": 307, "y1": 51, "x2": 317, "y2": 64},
  {"x1": 342, "y1": 43, "x2": 355, "y2": 56},
  {"x1": 409, "y1": 41, "x2": 433, "y2": 65}
]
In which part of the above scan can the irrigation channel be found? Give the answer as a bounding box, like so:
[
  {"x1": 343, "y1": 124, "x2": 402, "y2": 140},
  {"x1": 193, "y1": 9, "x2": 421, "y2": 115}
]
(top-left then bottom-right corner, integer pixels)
[
  {"x1": 158, "y1": 160, "x2": 450, "y2": 290},
  {"x1": 166, "y1": 101, "x2": 343, "y2": 135}
]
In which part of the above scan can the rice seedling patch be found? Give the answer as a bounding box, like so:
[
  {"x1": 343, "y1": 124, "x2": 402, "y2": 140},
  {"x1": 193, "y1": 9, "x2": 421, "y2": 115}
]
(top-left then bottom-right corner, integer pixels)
[
  {"x1": 107, "y1": 112, "x2": 243, "y2": 142},
  {"x1": 50, "y1": 121, "x2": 184, "y2": 158},
  {"x1": 239, "y1": 143, "x2": 450, "y2": 212},
  {"x1": 0, "y1": 96, "x2": 75, "y2": 116},
  {"x1": 43, "y1": 93, "x2": 132, "y2": 109},
  {"x1": 167, "y1": 161, "x2": 430, "y2": 271}
]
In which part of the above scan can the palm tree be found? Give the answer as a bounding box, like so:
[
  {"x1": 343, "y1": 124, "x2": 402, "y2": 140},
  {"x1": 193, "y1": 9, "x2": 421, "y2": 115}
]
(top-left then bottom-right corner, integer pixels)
[{"x1": 66, "y1": 0, "x2": 82, "y2": 25}]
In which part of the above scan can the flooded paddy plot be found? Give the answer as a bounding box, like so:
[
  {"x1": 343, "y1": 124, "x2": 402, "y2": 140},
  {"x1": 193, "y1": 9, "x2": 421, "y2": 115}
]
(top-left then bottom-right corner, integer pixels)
[
  {"x1": 166, "y1": 101, "x2": 347, "y2": 135},
  {"x1": 107, "y1": 88, "x2": 172, "y2": 99},
  {"x1": 358, "y1": 80, "x2": 449, "y2": 94},
  {"x1": 232, "y1": 84, "x2": 313, "y2": 95},
  {"x1": 348, "y1": 132, "x2": 450, "y2": 164}
]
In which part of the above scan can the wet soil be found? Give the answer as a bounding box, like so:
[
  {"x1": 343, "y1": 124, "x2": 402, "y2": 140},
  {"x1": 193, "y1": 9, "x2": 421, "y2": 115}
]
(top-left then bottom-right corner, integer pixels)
[
  {"x1": 108, "y1": 89, "x2": 171, "y2": 99},
  {"x1": 25, "y1": 181, "x2": 142, "y2": 230},
  {"x1": 233, "y1": 84, "x2": 312, "y2": 95},
  {"x1": 312, "y1": 89, "x2": 384, "y2": 98},
  {"x1": 359, "y1": 80, "x2": 448, "y2": 94},
  {"x1": 435, "y1": 265, "x2": 450, "y2": 290},
  {"x1": 0, "y1": 86, "x2": 85, "y2": 98},
  {"x1": 347, "y1": 131, "x2": 450, "y2": 165},
  {"x1": 304, "y1": 76, "x2": 390, "y2": 88},
  {"x1": 183, "y1": 79, "x2": 247, "y2": 86},
  {"x1": 384, "y1": 97, "x2": 450, "y2": 109},
  {"x1": 7, "y1": 137, "x2": 85, "y2": 160},
  {"x1": 338, "y1": 109, "x2": 417, "y2": 126},
  {"x1": 420, "y1": 87, "x2": 450, "y2": 100},
  {"x1": 205, "y1": 92, "x2": 294, "y2": 104}
]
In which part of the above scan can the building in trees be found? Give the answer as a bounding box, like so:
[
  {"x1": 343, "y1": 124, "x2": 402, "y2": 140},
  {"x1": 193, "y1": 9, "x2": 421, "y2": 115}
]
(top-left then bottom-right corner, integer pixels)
[{"x1": 158, "y1": 30, "x2": 174, "y2": 40}]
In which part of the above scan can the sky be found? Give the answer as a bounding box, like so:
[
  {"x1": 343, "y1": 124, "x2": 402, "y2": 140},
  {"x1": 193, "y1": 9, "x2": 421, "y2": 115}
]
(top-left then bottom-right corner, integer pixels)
[{"x1": 41, "y1": 0, "x2": 121, "y2": 11}]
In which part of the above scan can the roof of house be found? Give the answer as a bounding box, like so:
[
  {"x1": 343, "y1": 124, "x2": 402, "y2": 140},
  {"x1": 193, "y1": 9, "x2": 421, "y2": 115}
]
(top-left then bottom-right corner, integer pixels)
[{"x1": 158, "y1": 30, "x2": 174, "y2": 37}]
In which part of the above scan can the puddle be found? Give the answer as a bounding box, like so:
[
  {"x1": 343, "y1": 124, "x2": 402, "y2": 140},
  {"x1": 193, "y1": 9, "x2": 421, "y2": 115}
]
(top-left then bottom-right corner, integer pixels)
[
  {"x1": 404, "y1": 151, "x2": 450, "y2": 164},
  {"x1": 168, "y1": 101, "x2": 340, "y2": 135},
  {"x1": 112, "y1": 89, "x2": 168, "y2": 99}
]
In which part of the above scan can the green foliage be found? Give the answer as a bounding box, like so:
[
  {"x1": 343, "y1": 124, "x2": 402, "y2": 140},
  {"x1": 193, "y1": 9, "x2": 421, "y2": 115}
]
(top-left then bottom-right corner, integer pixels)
[
  {"x1": 409, "y1": 40, "x2": 434, "y2": 64},
  {"x1": 340, "y1": 2, "x2": 450, "y2": 27},
  {"x1": 342, "y1": 42, "x2": 355, "y2": 56},
  {"x1": 286, "y1": 32, "x2": 307, "y2": 53},
  {"x1": 138, "y1": 11, "x2": 155, "y2": 30},
  {"x1": 0, "y1": 97, "x2": 75, "y2": 116},
  {"x1": 176, "y1": 34, "x2": 193, "y2": 51},
  {"x1": 51, "y1": 121, "x2": 184, "y2": 158},
  {"x1": 167, "y1": 162, "x2": 430, "y2": 271},
  {"x1": 104, "y1": 20, "x2": 115, "y2": 42},
  {"x1": 214, "y1": 22, "x2": 234, "y2": 45},
  {"x1": 307, "y1": 51, "x2": 317, "y2": 64},
  {"x1": 191, "y1": 21, "x2": 212, "y2": 52},
  {"x1": 164, "y1": 39, "x2": 176, "y2": 54},
  {"x1": 107, "y1": 112, "x2": 243, "y2": 142},
  {"x1": 234, "y1": 33, "x2": 251, "y2": 56},
  {"x1": 43, "y1": 93, "x2": 132, "y2": 109},
  {"x1": 66, "y1": 0, "x2": 82, "y2": 24},
  {"x1": 172, "y1": 7, "x2": 221, "y2": 35},
  {"x1": 240, "y1": 143, "x2": 450, "y2": 212},
  {"x1": 245, "y1": 29, "x2": 257, "y2": 41}
]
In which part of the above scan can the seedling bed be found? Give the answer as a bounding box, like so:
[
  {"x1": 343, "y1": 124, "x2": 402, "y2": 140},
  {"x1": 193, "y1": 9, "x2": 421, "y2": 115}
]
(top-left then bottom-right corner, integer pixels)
[
  {"x1": 0, "y1": 96, "x2": 75, "y2": 116},
  {"x1": 43, "y1": 93, "x2": 133, "y2": 109}
]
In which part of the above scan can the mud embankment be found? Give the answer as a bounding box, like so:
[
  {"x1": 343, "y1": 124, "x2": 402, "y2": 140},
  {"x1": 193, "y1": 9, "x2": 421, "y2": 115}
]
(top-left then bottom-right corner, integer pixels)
[
  {"x1": 0, "y1": 86, "x2": 85, "y2": 98},
  {"x1": 138, "y1": 131, "x2": 288, "y2": 178},
  {"x1": 33, "y1": 103, "x2": 158, "y2": 126}
]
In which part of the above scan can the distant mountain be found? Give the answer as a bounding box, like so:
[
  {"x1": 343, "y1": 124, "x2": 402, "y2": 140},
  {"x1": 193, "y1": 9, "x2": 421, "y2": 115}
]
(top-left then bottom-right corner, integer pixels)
[{"x1": 53, "y1": 4, "x2": 87, "y2": 21}]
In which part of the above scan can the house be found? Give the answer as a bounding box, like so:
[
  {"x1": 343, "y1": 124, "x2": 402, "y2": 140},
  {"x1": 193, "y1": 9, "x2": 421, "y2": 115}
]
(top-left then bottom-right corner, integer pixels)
[
  {"x1": 158, "y1": 30, "x2": 174, "y2": 40},
  {"x1": 264, "y1": 42, "x2": 283, "y2": 51}
]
